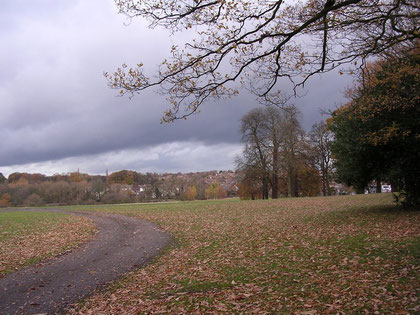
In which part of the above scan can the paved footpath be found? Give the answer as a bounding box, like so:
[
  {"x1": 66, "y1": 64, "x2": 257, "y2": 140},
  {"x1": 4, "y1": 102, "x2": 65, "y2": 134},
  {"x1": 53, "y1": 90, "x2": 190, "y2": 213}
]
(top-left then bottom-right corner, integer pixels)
[{"x1": 0, "y1": 209, "x2": 172, "y2": 315}]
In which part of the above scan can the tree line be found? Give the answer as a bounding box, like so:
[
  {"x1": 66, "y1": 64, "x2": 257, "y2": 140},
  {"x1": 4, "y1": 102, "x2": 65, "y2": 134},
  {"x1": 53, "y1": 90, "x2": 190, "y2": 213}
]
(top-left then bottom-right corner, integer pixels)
[
  {"x1": 236, "y1": 105, "x2": 332, "y2": 200},
  {"x1": 0, "y1": 170, "x2": 231, "y2": 207}
]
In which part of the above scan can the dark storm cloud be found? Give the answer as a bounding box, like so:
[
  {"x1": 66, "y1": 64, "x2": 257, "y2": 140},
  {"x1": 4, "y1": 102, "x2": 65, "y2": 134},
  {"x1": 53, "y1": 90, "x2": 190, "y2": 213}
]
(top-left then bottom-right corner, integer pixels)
[
  {"x1": 0, "y1": 89, "x2": 253, "y2": 166},
  {"x1": 0, "y1": 0, "x2": 352, "y2": 175}
]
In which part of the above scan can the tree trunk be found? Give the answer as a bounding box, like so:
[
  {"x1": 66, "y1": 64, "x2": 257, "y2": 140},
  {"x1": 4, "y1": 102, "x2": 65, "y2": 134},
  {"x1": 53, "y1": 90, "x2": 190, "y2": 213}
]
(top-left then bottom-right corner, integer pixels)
[
  {"x1": 262, "y1": 176, "x2": 269, "y2": 199},
  {"x1": 376, "y1": 178, "x2": 381, "y2": 193},
  {"x1": 322, "y1": 174, "x2": 327, "y2": 196},
  {"x1": 272, "y1": 149, "x2": 279, "y2": 199},
  {"x1": 272, "y1": 172, "x2": 278, "y2": 199},
  {"x1": 264, "y1": 176, "x2": 269, "y2": 199},
  {"x1": 326, "y1": 173, "x2": 331, "y2": 196},
  {"x1": 320, "y1": 159, "x2": 327, "y2": 196},
  {"x1": 287, "y1": 164, "x2": 298, "y2": 197},
  {"x1": 287, "y1": 165, "x2": 293, "y2": 197},
  {"x1": 293, "y1": 173, "x2": 299, "y2": 197}
]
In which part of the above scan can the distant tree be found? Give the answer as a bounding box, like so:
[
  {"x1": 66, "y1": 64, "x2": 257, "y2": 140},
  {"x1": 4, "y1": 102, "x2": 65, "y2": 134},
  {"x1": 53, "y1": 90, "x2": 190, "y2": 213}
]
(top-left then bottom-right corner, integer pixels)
[
  {"x1": 238, "y1": 105, "x2": 310, "y2": 198},
  {"x1": 157, "y1": 176, "x2": 187, "y2": 199},
  {"x1": 238, "y1": 181, "x2": 260, "y2": 200},
  {"x1": 108, "y1": 170, "x2": 138, "y2": 185},
  {"x1": 154, "y1": 186, "x2": 162, "y2": 200},
  {"x1": 329, "y1": 46, "x2": 420, "y2": 206},
  {"x1": 0, "y1": 193, "x2": 11, "y2": 208},
  {"x1": 24, "y1": 193, "x2": 45, "y2": 207},
  {"x1": 296, "y1": 162, "x2": 322, "y2": 197},
  {"x1": 238, "y1": 108, "x2": 271, "y2": 199},
  {"x1": 91, "y1": 179, "x2": 106, "y2": 201},
  {"x1": 329, "y1": 106, "x2": 375, "y2": 194},
  {"x1": 108, "y1": 0, "x2": 418, "y2": 122},
  {"x1": 139, "y1": 173, "x2": 159, "y2": 185},
  {"x1": 50, "y1": 174, "x2": 67, "y2": 182},
  {"x1": 7, "y1": 173, "x2": 30, "y2": 185},
  {"x1": 8, "y1": 184, "x2": 32, "y2": 206},
  {"x1": 0, "y1": 184, "x2": 6, "y2": 195},
  {"x1": 279, "y1": 106, "x2": 306, "y2": 197},
  {"x1": 309, "y1": 121, "x2": 333, "y2": 196},
  {"x1": 0, "y1": 173, "x2": 6, "y2": 184},
  {"x1": 69, "y1": 172, "x2": 86, "y2": 183},
  {"x1": 102, "y1": 184, "x2": 137, "y2": 204},
  {"x1": 205, "y1": 182, "x2": 226, "y2": 199},
  {"x1": 186, "y1": 185, "x2": 197, "y2": 201},
  {"x1": 193, "y1": 179, "x2": 207, "y2": 200},
  {"x1": 30, "y1": 173, "x2": 47, "y2": 183},
  {"x1": 218, "y1": 185, "x2": 227, "y2": 199},
  {"x1": 237, "y1": 169, "x2": 263, "y2": 200},
  {"x1": 7, "y1": 172, "x2": 45, "y2": 184},
  {"x1": 38, "y1": 181, "x2": 69, "y2": 204},
  {"x1": 263, "y1": 106, "x2": 283, "y2": 199},
  {"x1": 7, "y1": 172, "x2": 21, "y2": 184},
  {"x1": 34, "y1": 180, "x2": 91, "y2": 205}
]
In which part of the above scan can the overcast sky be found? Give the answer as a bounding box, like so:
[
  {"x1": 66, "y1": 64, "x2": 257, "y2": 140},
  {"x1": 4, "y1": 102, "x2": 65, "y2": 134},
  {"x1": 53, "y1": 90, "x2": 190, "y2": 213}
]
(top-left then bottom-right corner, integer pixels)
[{"x1": 0, "y1": 0, "x2": 352, "y2": 177}]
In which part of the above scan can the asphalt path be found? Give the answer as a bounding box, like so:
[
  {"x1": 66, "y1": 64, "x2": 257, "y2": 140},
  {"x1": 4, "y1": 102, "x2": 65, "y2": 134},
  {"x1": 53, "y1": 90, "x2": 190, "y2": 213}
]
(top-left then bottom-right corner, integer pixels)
[{"x1": 0, "y1": 209, "x2": 172, "y2": 314}]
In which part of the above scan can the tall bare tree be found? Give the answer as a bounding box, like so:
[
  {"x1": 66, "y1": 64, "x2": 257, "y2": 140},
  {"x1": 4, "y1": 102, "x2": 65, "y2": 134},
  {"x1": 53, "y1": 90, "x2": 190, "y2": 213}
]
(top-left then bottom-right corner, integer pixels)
[
  {"x1": 279, "y1": 106, "x2": 305, "y2": 197},
  {"x1": 238, "y1": 105, "x2": 307, "y2": 198},
  {"x1": 238, "y1": 108, "x2": 271, "y2": 199},
  {"x1": 262, "y1": 106, "x2": 283, "y2": 199},
  {"x1": 309, "y1": 121, "x2": 333, "y2": 196}
]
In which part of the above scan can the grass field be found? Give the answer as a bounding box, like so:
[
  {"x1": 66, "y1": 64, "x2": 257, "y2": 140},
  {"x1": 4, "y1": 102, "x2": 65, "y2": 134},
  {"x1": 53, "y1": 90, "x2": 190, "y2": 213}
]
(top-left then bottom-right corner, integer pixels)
[
  {"x1": 65, "y1": 194, "x2": 419, "y2": 314},
  {"x1": 0, "y1": 211, "x2": 96, "y2": 275}
]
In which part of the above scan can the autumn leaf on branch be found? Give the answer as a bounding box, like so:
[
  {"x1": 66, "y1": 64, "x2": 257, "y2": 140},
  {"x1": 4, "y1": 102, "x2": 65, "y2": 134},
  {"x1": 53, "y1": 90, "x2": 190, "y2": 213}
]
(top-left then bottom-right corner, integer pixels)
[{"x1": 106, "y1": 0, "x2": 420, "y2": 122}]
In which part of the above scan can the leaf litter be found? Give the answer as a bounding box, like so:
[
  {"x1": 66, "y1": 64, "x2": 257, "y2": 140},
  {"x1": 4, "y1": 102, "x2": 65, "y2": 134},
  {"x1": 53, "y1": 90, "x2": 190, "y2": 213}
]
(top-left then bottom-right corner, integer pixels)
[
  {"x1": 66, "y1": 194, "x2": 419, "y2": 314},
  {"x1": 0, "y1": 212, "x2": 96, "y2": 275}
]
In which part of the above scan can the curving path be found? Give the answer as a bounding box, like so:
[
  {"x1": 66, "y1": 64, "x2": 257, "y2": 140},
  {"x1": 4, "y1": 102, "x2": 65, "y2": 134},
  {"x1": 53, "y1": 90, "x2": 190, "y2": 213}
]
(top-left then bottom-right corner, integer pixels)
[{"x1": 0, "y1": 209, "x2": 172, "y2": 315}]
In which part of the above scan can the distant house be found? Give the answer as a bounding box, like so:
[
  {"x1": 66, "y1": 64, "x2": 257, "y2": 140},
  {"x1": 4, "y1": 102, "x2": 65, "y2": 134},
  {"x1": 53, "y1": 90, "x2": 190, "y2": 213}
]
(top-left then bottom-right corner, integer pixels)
[{"x1": 381, "y1": 184, "x2": 392, "y2": 193}]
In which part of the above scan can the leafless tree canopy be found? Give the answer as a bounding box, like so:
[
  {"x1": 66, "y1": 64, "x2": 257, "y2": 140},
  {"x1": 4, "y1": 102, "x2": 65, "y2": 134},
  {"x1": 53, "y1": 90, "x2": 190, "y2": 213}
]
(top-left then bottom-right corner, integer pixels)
[
  {"x1": 237, "y1": 105, "x2": 317, "y2": 198},
  {"x1": 309, "y1": 121, "x2": 333, "y2": 196},
  {"x1": 106, "y1": 0, "x2": 419, "y2": 122}
]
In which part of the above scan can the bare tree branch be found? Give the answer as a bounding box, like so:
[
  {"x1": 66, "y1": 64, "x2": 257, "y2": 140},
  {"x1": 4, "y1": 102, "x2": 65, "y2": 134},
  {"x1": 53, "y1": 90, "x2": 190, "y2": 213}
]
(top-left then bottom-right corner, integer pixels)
[{"x1": 106, "y1": 0, "x2": 420, "y2": 122}]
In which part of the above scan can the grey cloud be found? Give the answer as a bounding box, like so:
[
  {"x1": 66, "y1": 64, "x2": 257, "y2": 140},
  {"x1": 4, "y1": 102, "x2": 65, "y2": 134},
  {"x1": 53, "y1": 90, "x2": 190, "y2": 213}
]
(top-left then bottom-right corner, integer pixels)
[
  {"x1": 0, "y1": 97, "x2": 251, "y2": 166},
  {"x1": 0, "y1": 142, "x2": 243, "y2": 177}
]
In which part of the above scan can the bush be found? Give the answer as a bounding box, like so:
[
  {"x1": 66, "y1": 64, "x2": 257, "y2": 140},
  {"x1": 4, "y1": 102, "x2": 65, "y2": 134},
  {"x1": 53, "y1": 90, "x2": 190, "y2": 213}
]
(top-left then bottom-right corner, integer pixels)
[{"x1": 24, "y1": 193, "x2": 45, "y2": 207}]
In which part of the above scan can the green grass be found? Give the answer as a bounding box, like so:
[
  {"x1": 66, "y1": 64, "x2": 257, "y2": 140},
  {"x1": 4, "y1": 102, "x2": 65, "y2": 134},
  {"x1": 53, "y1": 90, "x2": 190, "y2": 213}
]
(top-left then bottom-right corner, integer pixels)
[
  {"x1": 0, "y1": 210, "x2": 95, "y2": 275},
  {"x1": 0, "y1": 211, "x2": 71, "y2": 240}
]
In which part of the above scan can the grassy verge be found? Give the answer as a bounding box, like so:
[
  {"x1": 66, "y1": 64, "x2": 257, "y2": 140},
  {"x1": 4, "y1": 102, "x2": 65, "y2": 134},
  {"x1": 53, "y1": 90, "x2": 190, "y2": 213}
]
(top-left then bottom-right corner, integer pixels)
[
  {"x1": 0, "y1": 211, "x2": 96, "y2": 275},
  {"x1": 66, "y1": 194, "x2": 419, "y2": 313}
]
